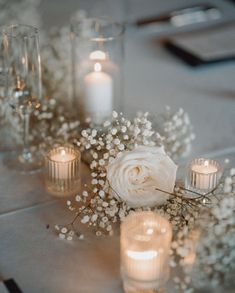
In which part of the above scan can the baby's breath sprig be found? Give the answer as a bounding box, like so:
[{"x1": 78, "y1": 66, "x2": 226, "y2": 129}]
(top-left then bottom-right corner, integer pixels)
[
  {"x1": 55, "y1": 173, "x2": 223, "y2": 241},
  {"x1": 52, "y1": 110, "x2": 197, "y2": 240},
  {"x1": 49, "y1": 108, "x2": 235, "y2": 292},
  {"x1": 170, "y1": 168, "x2": 235, "y2": 293},
  {"x1": 150, "y1": 107, "x2": 195, "y2": 160},
  {"x1": 55, "y1": 110, "x2": 192, "y2": 238}
]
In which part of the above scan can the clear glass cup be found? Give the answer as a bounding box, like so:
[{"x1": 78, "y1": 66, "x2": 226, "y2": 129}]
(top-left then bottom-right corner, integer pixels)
[
  {"x1": 121, "y1": 211, "x2": 172, "y2": 293},
  {"x1": 186, "y1": 158, "x2": 221, "y2": 194},
  {"x1": 1, "y1": 24, "x2": 43, "y2": 173},
  {"x1": 0, "y1": 41, "x2": 20, "y2": 152},
  {"x1": 45, "y1": 145, "x2": 81, "y2": 197},
  {"x1": 71, "y1": 17, "x2": 125, "y2": 124},
  {"x1": 0, "y1": 52, "x2": 6, "y2": 118}
]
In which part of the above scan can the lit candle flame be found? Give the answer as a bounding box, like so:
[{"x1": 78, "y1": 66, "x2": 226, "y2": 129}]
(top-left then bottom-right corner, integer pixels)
[
  {"x1": 204, "y1": 160, "x2": 209, "y2": 167},
  {"x1": 61, "y1": 149, "x2": 66, "y2": 156},
  {"x1": 94, "y1": 62, "x2": 102, "y2": 72}
]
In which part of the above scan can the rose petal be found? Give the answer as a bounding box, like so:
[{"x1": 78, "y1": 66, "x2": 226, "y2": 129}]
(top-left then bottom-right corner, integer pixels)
[{"x1": 106, "y1": 146, "x2": 177, "y2": 207}]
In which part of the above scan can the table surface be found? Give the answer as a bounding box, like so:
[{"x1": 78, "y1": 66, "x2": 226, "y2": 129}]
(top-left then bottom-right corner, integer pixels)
[{"x1": 1, "y1": 0, "x2": 235, "y2": 292}]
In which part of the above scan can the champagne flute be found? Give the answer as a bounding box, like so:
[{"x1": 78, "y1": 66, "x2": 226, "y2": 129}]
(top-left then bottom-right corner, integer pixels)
[{"x1": 2, "y1": 24, "x2": 43, "y2": 173}]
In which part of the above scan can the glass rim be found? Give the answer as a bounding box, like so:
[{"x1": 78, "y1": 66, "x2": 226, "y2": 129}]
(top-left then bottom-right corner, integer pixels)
[
  {"x1": 1, "y1": 24, "x2": 39, "y2": 38},
  {"x1": 189, "y1": 157, "x2": 221, "y2": 175},
  {"x1": 121, "y1": 211, "x2": 172, "y2": 242},
  {"x1": 46, "y1": 145, "x2": 81, "y2": 164},
  {"x1": 71, "y1": 17, "x2": 125, "y2": 42}
]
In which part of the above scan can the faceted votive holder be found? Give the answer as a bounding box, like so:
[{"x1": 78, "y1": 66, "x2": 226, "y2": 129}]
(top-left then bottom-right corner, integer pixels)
[
  {"x1": 120, "y1": 211, "x2": 172, "y2": 293},
  {"x1": 45, "y1": 145, "x2": 81, "y2": 197},
  {"x1": 186, "y1": 158, "x2": 221, "y2": 194}
]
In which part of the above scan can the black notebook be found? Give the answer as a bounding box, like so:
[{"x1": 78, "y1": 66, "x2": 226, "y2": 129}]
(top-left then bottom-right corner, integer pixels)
[
  {"x1": 164, "y1": 23, "x2": 235, "y2": 66},
  {"x1": 0, "y1": 279, "x2": 23, "y2": 293}
]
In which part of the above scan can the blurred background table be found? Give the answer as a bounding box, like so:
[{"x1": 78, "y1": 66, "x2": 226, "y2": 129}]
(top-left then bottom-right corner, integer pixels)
[
  {"x1": 38, "y1": 0, "x2": 235, "y2": 156},
  {"x1": 0, "y1": 0, "x2": 235, "y2": 292}
]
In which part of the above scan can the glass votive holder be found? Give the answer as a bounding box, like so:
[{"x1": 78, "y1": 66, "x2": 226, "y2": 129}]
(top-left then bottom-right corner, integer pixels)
[
  {"x1": 70, "y1": 17, "x2": 125, "y2": 124},
  {"x1": 120, "y1": 211, "x2": 172, "y2": 293},
  {"x1": 45, "y1": 145, "x2": 81, "y2": 197},
  {"x1": 186, "y1": 158, "x2": 221, "y2": 194}
]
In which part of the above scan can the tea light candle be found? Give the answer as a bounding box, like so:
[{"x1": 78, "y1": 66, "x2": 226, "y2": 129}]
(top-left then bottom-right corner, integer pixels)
[
  {"x1": 45, "y1": 146, "x2": 81, "y2": 197},
  {"x1": 187, "y1": 158, "x2": 221, "y2": 192},
  {"x1": 50, "y1": 148, "x2": 76, "y2": 180},
  {"x1": 121, "y1": 212, "x2": 172, "y2": 293},
  {"x1": 84, "y1": 62, "x2": 113, "y2": 123}
]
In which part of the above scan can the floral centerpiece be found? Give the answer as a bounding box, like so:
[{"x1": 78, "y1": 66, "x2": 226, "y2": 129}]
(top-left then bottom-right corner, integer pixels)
[
  {"x1": 1, "y1": 2, "x2": 235, "y2": 292},
  {"x1": 53, "y1": 109, "x2": 235, "y2": 292},
  {"x1": 55, "y1": 109, "x2": 195, "y2": 234}
]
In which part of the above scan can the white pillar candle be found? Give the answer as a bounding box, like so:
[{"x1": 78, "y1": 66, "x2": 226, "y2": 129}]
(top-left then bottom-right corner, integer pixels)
[
  {"x1": 84, "y1": 62, "x2": 113, "y2": 123},
  {"x1": 187, "y1": 158, "x2": 221, "y2": 191},
  {"x1": 121, "y1": 212, "x2": 172, "y2": 292}
]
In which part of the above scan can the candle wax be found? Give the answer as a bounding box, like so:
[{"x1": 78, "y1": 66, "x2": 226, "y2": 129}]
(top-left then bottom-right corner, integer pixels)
[
  {"x1": 191, "y1": 164, "x2": 218, "y2": 174},
  {"x1": 190, "y1": 160, "x2": 219, "y2": 190},
  {"x1": 84, "y1": 62, "x2": 113, "y2": 122}
]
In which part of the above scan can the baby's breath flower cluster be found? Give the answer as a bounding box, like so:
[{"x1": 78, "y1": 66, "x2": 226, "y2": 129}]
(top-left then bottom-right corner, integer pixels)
[
  {"x1": 53, "y1": 110, "x2": 199, "y2": 241},
  {"x1": 1, "y1": 3, "x2": 232, "y2": 290},
  {"x1": 0, "y1": 97, "x2": 80, "y2": 152},
  {"x1": 65, "y1": 111, "x2": 161, "y2": 236},
  {"x1": 0, "y1": 4, "x2": 83, "y2": 148},
  {"x1": 151, "y1": 107, "x2": 195, "y2": 160},
  {"x1": 52, "y1": 111, "x2": 193, "y2": 240},
  {"x1": 0, "y1": 0, "x2": 41, "y2": 27},
  {"x1": 30, "y1": 99, "x2": 80, "y2": 152},
  {"x1": 40, "y1": 26, "x2": 71, "y2": 103},
  {"x1": 161, "y1": 107, "x2": 195, "y2": 160},
  {"x1": 77, "y1": 111, "x2": 161, "y2": 154},
  {"x1": 55, "y1": 146, "x2": 235, "y2": 293},
  {"x1": 191, "y1": 169, "x2": 235, "y2": 291},
  {"x1": 0, "y1": 0, "x2": 41, "y2": 146},
  {"x1": 169, "y1": 168, "x2": 235, "y2": 293},
  {"x1": 77, "y1": 109, "x2": 194, "y2": 161}
]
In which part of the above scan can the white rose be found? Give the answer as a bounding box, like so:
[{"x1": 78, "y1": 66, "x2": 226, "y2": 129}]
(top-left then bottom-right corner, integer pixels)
[{"x1": 106, "y1": 146, "x2": 177, "y2": 207}]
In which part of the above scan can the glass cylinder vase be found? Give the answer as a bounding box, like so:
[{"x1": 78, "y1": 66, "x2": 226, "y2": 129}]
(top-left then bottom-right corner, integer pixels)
[
  {"x1": 121, "y1": 211, "x2": 172, "y2": 293},
  {"x1": 71, "y1": 17, "x2": 125, "y2": 124}
]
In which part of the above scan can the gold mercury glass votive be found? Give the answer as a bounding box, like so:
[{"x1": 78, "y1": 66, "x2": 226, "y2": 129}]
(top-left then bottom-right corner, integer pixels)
[
  {"x1": 121, "y1": 211, "x2": 172, "y2": 293},
  {"x1": 186, "y1": 158, "x2": 221, "y2": 194},
  {"x1": 45, "y1": 145, "x2": 81, "y2": 197}
]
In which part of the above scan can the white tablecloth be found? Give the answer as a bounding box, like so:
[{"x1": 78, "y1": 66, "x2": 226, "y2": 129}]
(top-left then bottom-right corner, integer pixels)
[
  {"x1": 0, "y1": 0, "x2": 235, "y2": 292},
  {"x1": 0, "y1": 151, "x2": 235, "y2": 293}
]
